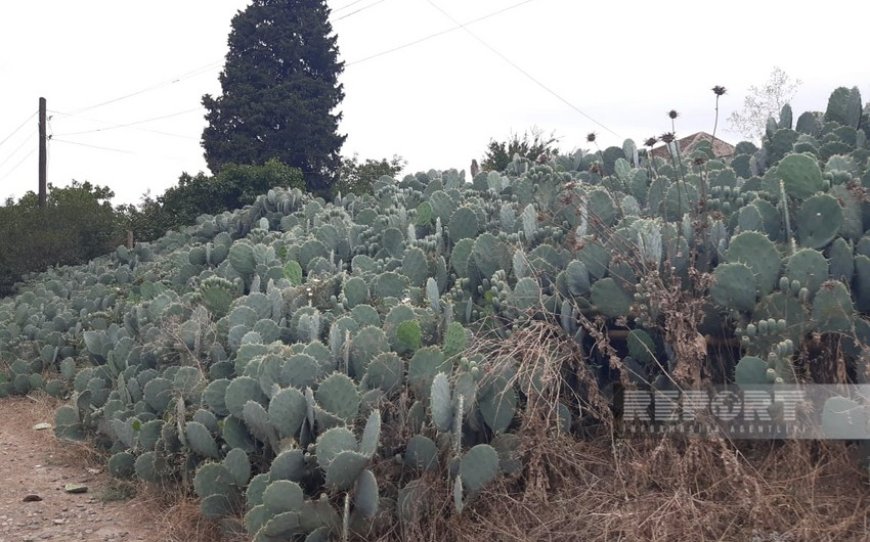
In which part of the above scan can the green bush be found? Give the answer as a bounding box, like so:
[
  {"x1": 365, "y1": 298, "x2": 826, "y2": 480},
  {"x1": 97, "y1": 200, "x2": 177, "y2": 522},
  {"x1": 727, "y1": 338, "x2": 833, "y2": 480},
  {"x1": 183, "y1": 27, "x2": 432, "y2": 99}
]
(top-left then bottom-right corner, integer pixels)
[
  {"x1": 480, "y1": 128, "x2": 560, "y2": 172},
  {"x1": 0, "y1": 181, "x2": 123, "y2": 296},
  {"x1": 122, "y1": 159, "x2": 305, "y2": 241},
  {"x1": 337, "y1": 154, "x2": 405, "y2": 196}
]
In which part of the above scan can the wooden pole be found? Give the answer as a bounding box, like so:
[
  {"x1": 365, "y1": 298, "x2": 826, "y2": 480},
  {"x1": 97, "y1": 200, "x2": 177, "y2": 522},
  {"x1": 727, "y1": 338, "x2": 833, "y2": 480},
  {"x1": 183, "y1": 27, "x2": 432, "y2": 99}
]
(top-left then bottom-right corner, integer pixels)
[{"x1": 38, "y1": 97, "x2": 46, "y2": 208}]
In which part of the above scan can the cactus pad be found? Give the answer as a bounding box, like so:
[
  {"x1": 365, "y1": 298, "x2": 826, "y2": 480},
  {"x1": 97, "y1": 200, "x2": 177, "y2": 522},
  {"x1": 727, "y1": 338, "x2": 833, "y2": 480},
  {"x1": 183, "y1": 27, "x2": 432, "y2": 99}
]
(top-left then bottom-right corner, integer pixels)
[
  {"x1": 459, "y1": 444, "x2": 500, "y2": 493},
  {"x1": 796, "y1": 194, "x2": 843, "y2": 249}
]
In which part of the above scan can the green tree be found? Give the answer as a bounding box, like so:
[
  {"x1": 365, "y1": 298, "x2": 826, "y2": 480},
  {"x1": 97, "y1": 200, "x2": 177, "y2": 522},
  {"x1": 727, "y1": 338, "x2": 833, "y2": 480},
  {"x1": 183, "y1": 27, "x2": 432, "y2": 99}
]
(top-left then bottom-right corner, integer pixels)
[
  {"x1": 116, "y1": 191, "x2": 167, "y2": 244},
  {"x1": 480, "y1": 128, "x2": 559, "y2": 172},
  {"x1": 201, "y1": 0, "x2": 345, "y2": 194},
  {"x1": 120, "y1": 160, "x2": 304, "y2": 241},
  {"x1": 337, "y1": 154, "x2": 406, "y2": 196},
  {"x1": 0, "y1": 181, "x2": 123, "y2": 295}
]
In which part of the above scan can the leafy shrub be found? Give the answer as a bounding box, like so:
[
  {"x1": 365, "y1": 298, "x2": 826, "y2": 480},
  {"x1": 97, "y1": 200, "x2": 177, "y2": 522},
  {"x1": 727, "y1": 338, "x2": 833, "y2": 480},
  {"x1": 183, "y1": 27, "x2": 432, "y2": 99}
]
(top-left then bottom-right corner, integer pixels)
[
  {"x1": 122, "y1": 159, "x2": 304, "y2": 241},
  {"x1": 337, "y1": 154, "x2": 405, "y2": 196},
  {"x1": 0, "y1": 181, "x2": 123, "y2": 296},
  {"x1": 480, "y1": 127, "x2": 560, "y2": 172}
]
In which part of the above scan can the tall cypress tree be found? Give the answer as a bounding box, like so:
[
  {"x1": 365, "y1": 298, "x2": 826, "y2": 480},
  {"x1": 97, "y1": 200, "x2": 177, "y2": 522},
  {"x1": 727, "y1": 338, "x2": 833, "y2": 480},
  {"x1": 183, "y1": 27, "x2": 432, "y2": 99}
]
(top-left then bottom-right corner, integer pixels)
[{"x1": 202, "y1": 0, "x2": 345, "y2": 193}]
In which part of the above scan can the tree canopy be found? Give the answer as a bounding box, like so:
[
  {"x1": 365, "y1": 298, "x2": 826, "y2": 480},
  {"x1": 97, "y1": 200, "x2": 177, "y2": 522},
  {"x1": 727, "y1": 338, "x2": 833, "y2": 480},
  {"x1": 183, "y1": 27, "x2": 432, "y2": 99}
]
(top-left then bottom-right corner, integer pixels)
[
  {"x1": 201, "y1": 0, "x2": 345, "y2": 194},
  {"x1": 121, "y1": 160, "x2": 304, "y2": 241},
  {"x1": 480, "y1": 128, "x2": 560, "y2": 173},
  {"x1": 337, "y1": 154, "x2": 406, "y2": 196},
  {"x1": 0, "y1": 182, "x2": 122, "y2": 295}
]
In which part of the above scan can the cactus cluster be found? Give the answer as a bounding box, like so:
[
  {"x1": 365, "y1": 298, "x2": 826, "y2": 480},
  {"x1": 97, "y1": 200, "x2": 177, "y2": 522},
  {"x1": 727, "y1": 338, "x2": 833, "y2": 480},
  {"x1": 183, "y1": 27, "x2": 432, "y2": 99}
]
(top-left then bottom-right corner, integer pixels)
[{"x1": 2, "y1": 86, "x2": 870, "y2": 537}]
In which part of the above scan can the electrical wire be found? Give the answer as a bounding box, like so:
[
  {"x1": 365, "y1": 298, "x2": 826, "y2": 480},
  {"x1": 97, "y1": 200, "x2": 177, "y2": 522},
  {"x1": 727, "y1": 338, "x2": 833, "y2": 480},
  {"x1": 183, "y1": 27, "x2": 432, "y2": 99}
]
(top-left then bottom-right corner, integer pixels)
[
  {"x1": 335, "y1": 0, "x2": 388, "y2": 20},
  {"x1": 46, "y1": 117, "x2": 52, "y2": 182},
  {"x1": 0, "y1": 111, "x2": 37, "y2": 150},
  {"x1": 51, "y1": 107, "x2": 202, "y2": 138},
  {"x1": 346, "y1": 0, "x2": 536, "y2": 67},
  {"x1": 67, "y1": 61, "x2": 221, "y2": 115},
  {"x1": 0, "y1": 127, "x2": 38, "y2": 170},
  {"x1": 0, "y1": 148, "x2": 36, "y2": 184},
  {"x1": 332, "y1": 0, "x2": 369, "y2": 12},
  {"x1": 50, "y1": 110, "x2": 198, "y2": 140},
  {"x1": 425, "y1": 0, "x2": 621, "y2": 138},
  {"x1": 51, "y1": 138, "x2": 136, "y2": 155},
  {"x1": 51, "y1": 138, "x2": 189, "y2": 163}
]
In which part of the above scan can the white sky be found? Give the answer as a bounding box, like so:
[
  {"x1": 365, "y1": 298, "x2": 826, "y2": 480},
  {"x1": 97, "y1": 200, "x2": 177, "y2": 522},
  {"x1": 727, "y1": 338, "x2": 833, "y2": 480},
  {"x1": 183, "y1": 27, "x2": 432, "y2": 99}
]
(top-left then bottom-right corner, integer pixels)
[{"x1": 1, "y1": 0, "x2": 869, "y2": 205}]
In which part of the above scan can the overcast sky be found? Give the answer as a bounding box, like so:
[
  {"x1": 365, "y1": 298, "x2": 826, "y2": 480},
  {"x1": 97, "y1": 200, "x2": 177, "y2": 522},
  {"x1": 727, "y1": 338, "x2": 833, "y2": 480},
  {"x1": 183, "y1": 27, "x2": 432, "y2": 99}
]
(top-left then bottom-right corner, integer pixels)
[{"x1": 1, "y1": 0, "x2": 869, "y2": 205}]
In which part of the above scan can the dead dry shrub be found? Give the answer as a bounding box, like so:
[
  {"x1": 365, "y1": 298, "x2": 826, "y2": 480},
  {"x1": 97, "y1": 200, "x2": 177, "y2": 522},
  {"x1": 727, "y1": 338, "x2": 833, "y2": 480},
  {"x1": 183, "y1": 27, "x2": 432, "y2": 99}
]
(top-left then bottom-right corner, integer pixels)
[
  {"x1": 386, "y1": 315, "x2": 869, "y2": 542},
  {"x1": 129, "y1": 483, "x2": 248, "y2": 542},
  {"x1": 438, "y1": 436, "x2": 868, "y2": 542}
]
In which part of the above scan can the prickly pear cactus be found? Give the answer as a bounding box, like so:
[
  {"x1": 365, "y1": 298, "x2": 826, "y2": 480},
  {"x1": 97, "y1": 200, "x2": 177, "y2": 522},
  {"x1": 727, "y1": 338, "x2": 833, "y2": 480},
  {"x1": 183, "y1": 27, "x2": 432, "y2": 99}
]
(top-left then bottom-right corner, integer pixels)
[{"x1": 3, "y1": 86, "x2": 870, "y2": 539}]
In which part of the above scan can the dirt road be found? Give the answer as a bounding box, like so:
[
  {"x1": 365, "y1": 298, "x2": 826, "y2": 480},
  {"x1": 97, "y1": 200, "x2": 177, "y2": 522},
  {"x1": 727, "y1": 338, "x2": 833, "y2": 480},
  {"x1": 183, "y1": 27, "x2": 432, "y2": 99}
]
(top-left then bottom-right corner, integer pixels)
[{"x1": 0, "y1": 397, "x2": 153, "y2": 542}]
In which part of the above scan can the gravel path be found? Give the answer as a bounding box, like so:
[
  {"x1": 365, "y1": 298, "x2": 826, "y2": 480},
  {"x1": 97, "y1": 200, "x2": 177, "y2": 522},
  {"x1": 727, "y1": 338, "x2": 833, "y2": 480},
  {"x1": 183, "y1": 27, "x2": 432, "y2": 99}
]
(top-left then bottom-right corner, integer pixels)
[{"x1": 0, "y1": 397, "x2": 153, "y2": 542}]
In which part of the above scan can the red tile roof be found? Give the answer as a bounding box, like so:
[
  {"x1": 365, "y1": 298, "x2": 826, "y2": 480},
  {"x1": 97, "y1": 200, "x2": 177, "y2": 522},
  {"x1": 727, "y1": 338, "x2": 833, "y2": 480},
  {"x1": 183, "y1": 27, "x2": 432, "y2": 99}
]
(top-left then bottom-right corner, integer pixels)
[{"x1": 650, "y1": 132, "x2": 735, "y2": 160}]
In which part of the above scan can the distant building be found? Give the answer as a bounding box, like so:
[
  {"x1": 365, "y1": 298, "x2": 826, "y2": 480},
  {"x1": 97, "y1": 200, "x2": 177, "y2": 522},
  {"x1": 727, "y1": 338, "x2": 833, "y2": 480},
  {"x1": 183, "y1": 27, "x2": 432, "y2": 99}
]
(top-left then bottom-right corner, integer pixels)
[{"x1": 649, "y1": 132, "x2": 735, "y2": 160}]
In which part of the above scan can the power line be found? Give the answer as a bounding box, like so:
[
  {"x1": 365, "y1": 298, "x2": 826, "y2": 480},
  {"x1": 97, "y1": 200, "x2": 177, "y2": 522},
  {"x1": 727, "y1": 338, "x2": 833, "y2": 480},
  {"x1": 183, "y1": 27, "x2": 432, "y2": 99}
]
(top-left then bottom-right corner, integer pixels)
[
  {"x1": 425, "y1": 0, "x2": 621, "y2": 138},
  {"x1": 51, "y1": 138, "x2": 136, "y2": 155},
  {"x1": 51, "y1": 110, "x2": 197, "y2": 140},
  {"x1": 335, "y1": 0, "x2": 388, "y2": 20},
  {"x1": 0, "y1": 127, "x2": 38, "y2": 170},
  {"x1": 0, "y1": 111, "x2": 37, "y2": 150},
  {"x1": 46, "y1": 118, "x2": 52, "y2": 182},
  {"x1": 51, "y1": 138, "x2": 189, "y2": 163},
  {"x1": 0, "y1": 148, "x2": 36, "y2": 184},
  {"x1": 333, "y1": 0, "x2": 368, "y2": 12},
  {"x1": 51, "y1": 110, "x2": 199, "y2": 140},
  {"x1": 346, "y1": 0, "x2": 536, "y2": 67},
  {"x1": 51, "y1": 107, "x2": 202, "y2": 137},
  {"x1": 67, "y1": 61, "x2": 221, "y2": 115}
]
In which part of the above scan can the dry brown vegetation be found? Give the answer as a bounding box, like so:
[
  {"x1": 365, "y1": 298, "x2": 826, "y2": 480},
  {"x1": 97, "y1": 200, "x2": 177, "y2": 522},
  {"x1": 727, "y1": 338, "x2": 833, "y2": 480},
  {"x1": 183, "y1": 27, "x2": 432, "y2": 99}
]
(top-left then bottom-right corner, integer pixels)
[
  {"x1": 354, "y1": 433, "x2": 869, "y2": 542},
  {"x1": 126, "y1": 485, "x2": 248, "y2": 542},
  {"x1": 381, "y1": 320, "x2": 870, "y2": 542},
  {"x1": 439, "y1": 437, "x2": 869, "y2": 542}
]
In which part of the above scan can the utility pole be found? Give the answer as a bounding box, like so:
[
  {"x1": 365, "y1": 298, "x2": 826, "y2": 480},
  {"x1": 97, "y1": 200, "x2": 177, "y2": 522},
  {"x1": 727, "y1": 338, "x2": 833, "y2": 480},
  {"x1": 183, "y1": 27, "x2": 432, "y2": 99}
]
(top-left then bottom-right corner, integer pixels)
[{"x1": 38, "y1": 97, "x2": 47, "y2": 208}]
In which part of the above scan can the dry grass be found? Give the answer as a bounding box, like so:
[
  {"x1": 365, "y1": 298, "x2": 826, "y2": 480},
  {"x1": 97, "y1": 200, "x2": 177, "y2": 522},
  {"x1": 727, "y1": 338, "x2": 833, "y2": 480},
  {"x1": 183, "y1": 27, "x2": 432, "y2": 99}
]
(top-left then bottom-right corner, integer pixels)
[
  {"x1": 7, "y1": 392, "x2": 107, "y2": 469},
  {"x1": 375, "y1": 319, "x2": 870, "y2": 542},
  {"x1": 358, "y1": 428, "x2": 868, "y2": 541},
  {"x1": 438, "y1": 437, "x2": 869, "y2": 542},
  {"x1": 127, "y1": 484, "x2": 247, "y2": 542}
]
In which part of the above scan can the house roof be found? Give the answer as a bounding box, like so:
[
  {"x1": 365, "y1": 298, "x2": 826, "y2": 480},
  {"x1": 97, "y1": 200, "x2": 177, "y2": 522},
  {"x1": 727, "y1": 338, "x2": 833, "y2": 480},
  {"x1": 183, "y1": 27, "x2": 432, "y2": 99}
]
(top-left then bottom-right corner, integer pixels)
[{"x1": 649, "y1": 131, "x2": 735, "y2": 160}]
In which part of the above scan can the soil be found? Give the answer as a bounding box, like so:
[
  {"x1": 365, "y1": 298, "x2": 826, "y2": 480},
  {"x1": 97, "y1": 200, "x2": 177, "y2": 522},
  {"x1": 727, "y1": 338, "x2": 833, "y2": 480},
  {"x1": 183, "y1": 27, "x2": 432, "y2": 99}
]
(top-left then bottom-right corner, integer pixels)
[{"x1": 0, "y1": 397, "x2": 154, "y2": 542}]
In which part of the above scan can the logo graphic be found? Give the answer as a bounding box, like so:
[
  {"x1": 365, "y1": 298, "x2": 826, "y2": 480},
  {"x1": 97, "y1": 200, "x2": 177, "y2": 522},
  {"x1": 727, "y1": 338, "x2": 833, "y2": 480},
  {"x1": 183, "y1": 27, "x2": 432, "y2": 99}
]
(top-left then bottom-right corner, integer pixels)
[{"x1": 618, "y1": 385, "x2": 870, "y2": 439}]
